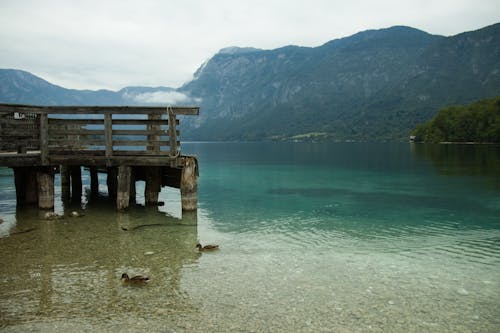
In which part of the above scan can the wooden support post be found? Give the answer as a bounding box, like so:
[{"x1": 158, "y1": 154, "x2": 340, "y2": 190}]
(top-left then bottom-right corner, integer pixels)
[
  {"x1": 107, "y1": 167, "x2": 118, "y2": 200},
  {"x1": 36, "y1": 167, "x2": 54, "y2": 209},
  {"x1": 70, "y1": 166, "x2": 82, "y2": 202},
  {"x1": 168, "y1": 108, "x2": 178, "y2": 157},
  {"x1": 40, "y1": 113, "x2": 49, "y2": 165},
  {"x1": 145, "y1": 166, "x2": 161, "y2": 205},
  {"x1": 60, "y1": 165, "x2": 70, "y2": 201},
  {"x1": 90, "y1": 167, "x2": 99, "y2": 197},
  {"x1": 104, "y1": 113, "x2": 113, "y2": 160},
  {"x1": 147, "y1": 113, "x2": 161, "y2": 153},
  {"x1": 117, "y1": 166, "x2": 131, "y2": 210},
  {"x1": 13, "y1": 167, "x2": 38, "y2": 205},
  {"x1": 13, "y1": 167, "x2": 25, "y2": 204},
  {"x1": 180, "y1": 157, "x2": 198, "y2": 211},
  {"x1": 129, "y1": 167, "x2": 136, "y2": 204},
  {"x1": 25, "y1": 169, "x2": 38, "y2": 204}
]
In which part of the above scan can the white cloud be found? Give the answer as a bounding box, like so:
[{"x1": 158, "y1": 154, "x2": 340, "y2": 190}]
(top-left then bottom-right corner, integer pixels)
[
  {"x1": 125, "y1": 91, "x2": 200, "y2": 105},
  {"x1": 0, "y1": 0, "x2": 498, "y2": 90}
]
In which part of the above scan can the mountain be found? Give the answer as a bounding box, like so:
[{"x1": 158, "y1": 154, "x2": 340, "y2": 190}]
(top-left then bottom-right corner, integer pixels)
[
  {"x1": 179, "y1": 24, "x2": 500, "y2": 141},
  {"x1": 1, "y1": 23, "x2": 499, "y2": 141},
  {"x1": 0, "y1": 69, "x2": 189, "y2": 106}
]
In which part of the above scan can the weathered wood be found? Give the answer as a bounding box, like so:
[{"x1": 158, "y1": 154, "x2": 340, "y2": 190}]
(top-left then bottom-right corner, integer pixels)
[
  {"x1": 40, "y1": 113, "x2": 49, "y2": 165},
  {"x1": 129, "y1": 167, "x2": 136, "y2": 203},
  {"x1": 145, "y1": 166, "x2": 161, "y2": 205},
  {"x1": 36, "y1": 168, "x2": 54, "y2": 209},
  {"x1": 60, "y1": 165, "x2": 70, "y2": 201},
  {"x1": 13, "y1": 167, "x2": 38, "y2": 205},
  {"x1": 148, "y1": 113, "x2": 161, "y2": 153},
  {"x1": 117, "y1": 165, "x2": 131, "y2": 210},
  {"x1": 70, "y1": 166, "x2": 82, "y2": 202},
  {"x1": 107, "y1": 167, "x2": 118, "y2": 199},
  {"x1": 113, "y1": 140, "x2": 171, "y2": 146},
  {"x1": 104, "y1": 113, "x2": 112, "y2": 158},
  {"x1": 90, "y1": 167, "x2": 99, "y2": 197},
  {"x1": 168, "y1": 108, "x2": 178, "y2": 157},
  {"x1": 180, "y1": 157, "x2": 198, "y2": 211},
  {"x1": 0, "y1": 104, "x2": 199, "y2": 115},
  {"x1": 1, "y1": 104, "x2": 200, "y2": 213},
  {"x1": 49, "y1": 129, "x2": 168, "y2": 136}
]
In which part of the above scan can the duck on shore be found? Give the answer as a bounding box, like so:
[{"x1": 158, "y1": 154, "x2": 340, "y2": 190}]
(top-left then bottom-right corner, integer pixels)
[
  {"x1": 121, "y1": 273, "x2": 150, "y2": 284},
  {"x1": 196, "y1": 243, "x2": 219, "y2": 252}
]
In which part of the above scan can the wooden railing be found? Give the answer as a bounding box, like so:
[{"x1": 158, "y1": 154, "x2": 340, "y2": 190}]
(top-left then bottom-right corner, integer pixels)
[{"x1": 0, "y1": 104, "x2": 199, "y2": 166}]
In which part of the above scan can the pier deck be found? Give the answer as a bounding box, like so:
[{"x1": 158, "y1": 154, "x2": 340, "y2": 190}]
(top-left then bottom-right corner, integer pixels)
[{"x1": 0, "y1": 104, "x2": 199, "y2": 211}]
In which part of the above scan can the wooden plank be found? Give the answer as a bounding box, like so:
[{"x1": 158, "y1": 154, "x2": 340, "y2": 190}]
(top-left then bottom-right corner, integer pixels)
[
  {"x1": 49, "y1": 119, "x2": 104, "y2": 125},
  {"x1": 110, "y1": 150, "x2": 172, "y2": 156},
  {"x1": 112, "y1": 119, "x2": 173, "y2": 125},
  {"x1": 0, "y1": 118, "x2": 40, "y2": 126},
  {"x1": 48, "y1": 138, "x2": 105, "y2": 146},
  {"x1": 0, "y1": 129, "x2": 39, "y2": 136},
  {"x1": 48, "y1": 129, "x2": 168, "y2": 136},
  {"x1": 48, "y1": 119, "x2": 175, "y2": 126},
  {"x1": 112, "y1": 140, "x2": 171, "y2": 146},
  {"x1": 0, "y1": 104, "x2": 199, "y2": 115},
  {"x1": 49, "y1": 129, "x2": 104, "y2": 135}
]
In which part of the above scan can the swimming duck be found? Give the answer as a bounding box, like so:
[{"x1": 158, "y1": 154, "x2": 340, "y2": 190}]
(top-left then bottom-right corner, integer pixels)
[
  {"x1": 121, "y1": 273, "x2": 150, "y2": 284},
  {"x1": 196, "y1": 243, "x2": 219, "y2": 252}
]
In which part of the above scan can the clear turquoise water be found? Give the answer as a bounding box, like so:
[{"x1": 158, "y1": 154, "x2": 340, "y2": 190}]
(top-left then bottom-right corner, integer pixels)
[{"x1": 0, "y1": 142, "x2": 499, "y2": 332}]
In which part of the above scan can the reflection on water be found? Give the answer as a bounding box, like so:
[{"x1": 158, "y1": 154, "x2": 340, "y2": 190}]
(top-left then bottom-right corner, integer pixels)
[
  {"x1": 411, "y1": 143, "x2": 500, "y2": 184},
  {"x1": 0, "y1": 204, "x2": 200, "y2": 328},
  {"x1": 1, "y1": 142, "x2": 500, "y2": 332}
]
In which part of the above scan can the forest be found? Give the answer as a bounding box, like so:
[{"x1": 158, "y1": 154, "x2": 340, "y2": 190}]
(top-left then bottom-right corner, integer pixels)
[{"x1": 411, "y1": 96, "x2": 500, "y2": 143}]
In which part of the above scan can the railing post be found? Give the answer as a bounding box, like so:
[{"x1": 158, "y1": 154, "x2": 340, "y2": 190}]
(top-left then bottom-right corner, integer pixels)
[
  {"x1": 104, "y1": 113, "x2": 112, "y2": 160},
  {"x1": 168, "y1": 107, "x2": 178, "y2": 157},
  {"x1": 40, "y1": 113, "x2": 49, "y2": 165},
  {"x1": 147, "y1": 113, "x2": 161, "y2": 153}
]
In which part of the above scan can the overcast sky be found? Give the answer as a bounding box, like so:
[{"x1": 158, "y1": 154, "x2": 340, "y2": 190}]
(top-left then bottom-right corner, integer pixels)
[{"x1": 0, "y1": 0, "x2": 498, "y2": 90}]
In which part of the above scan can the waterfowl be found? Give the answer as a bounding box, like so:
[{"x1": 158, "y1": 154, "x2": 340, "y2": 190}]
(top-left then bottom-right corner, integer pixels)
[
  {"x1": 196, "y1": 243, "x2": 219, "y2": 252},
  {"x1": 121, "y1": 273, "x2": 150, "y2": 284}
]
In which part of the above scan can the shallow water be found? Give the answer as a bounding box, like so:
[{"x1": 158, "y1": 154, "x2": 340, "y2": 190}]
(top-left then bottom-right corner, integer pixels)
[{"x1": 1, "y1": 142, "x2": 499, "y2": 332}]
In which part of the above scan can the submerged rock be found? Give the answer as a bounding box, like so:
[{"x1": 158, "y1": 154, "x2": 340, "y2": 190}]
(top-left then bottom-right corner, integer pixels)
[{"x1": 44, "y1": 212, "x2": 62, "y2": 220}]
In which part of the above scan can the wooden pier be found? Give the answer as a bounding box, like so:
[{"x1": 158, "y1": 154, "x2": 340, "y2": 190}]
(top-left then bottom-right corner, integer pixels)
[{"x1": 0, "y1": 104, "x2": 199, "y2": 211}]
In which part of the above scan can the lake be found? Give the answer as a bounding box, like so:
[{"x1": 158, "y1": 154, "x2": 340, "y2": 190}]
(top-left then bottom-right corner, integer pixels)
[{"x1": 0, "y1": 142, "x2": 499, "y2": 332}]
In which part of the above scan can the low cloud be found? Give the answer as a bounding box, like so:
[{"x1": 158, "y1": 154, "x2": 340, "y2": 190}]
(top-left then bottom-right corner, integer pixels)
[{"x1": 124, "y1": 90, "x2": 201, "y2": 105}]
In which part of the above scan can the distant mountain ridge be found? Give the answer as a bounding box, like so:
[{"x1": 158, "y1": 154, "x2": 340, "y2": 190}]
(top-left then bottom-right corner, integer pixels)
[{"x1": 1, "y1": 23, "x2": 499, "y2": 141}]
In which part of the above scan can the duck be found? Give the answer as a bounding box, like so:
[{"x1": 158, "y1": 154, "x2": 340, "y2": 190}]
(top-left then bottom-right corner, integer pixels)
[
  {"x1": 121, "y1": 273, "x2": 150, "y2": 284},
  {"x1": 196, "y1": 243, "x2": 219, "y2": 252}
]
